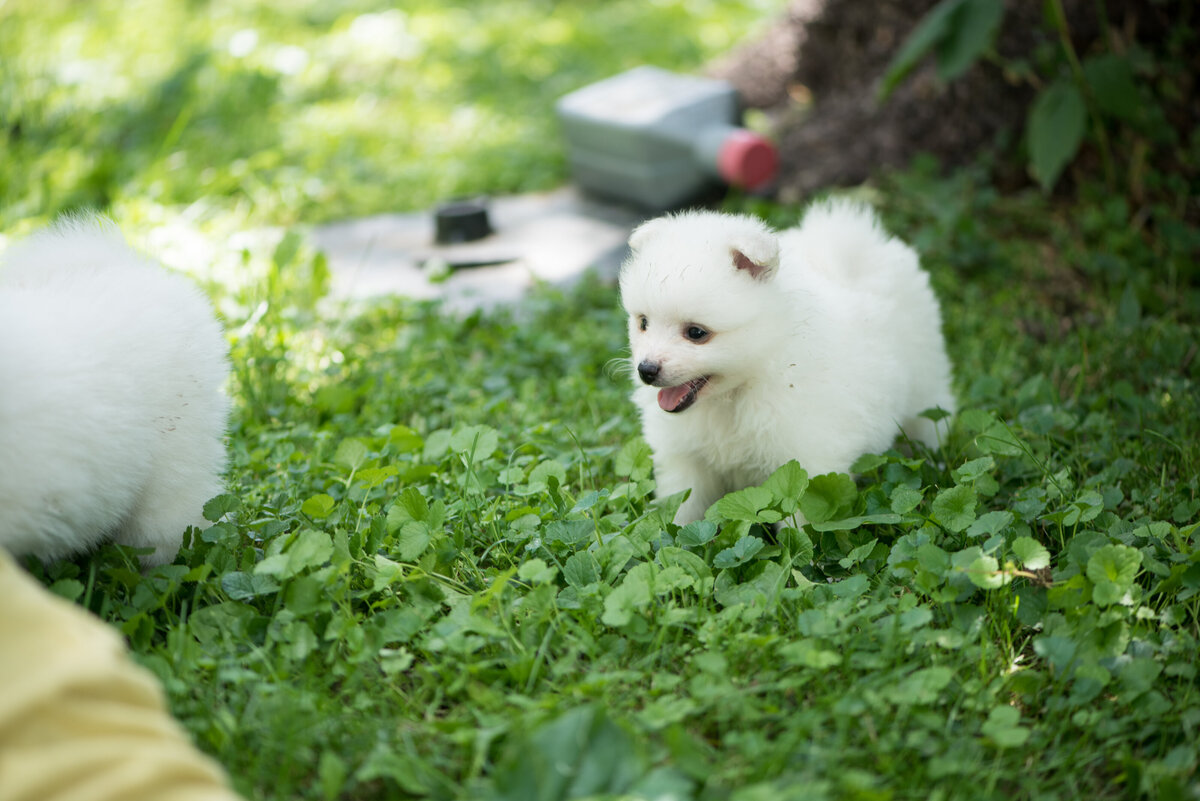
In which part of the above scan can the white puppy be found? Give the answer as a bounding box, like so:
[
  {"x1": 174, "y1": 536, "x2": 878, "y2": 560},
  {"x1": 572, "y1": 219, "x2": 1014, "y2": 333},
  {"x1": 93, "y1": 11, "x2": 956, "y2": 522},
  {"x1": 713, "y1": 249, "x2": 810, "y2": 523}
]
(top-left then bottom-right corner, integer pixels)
[
  {"x1": 0, "y1": 218, "x2": 229, "y2": 566},
  {"x1": 619, "y1": 201, "x2": 955, "y2": 524}
]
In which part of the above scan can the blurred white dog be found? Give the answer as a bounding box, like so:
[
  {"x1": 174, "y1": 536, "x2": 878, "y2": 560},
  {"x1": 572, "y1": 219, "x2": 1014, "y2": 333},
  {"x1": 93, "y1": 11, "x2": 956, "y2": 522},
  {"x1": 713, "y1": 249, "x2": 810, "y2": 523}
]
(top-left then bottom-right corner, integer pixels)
[
  {"x1": 0, "y1": 218, "x2": 229, "y2": 566},
  {"x1": 619, "y1": 201, "x2": 955, "y2": 523}
]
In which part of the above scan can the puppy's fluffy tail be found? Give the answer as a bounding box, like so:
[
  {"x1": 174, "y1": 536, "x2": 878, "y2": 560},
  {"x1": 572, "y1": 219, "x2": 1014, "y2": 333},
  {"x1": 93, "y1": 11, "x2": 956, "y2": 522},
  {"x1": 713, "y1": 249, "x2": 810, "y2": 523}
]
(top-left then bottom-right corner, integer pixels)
[{"x1": 784, "y1": 199, "x2": 920, "y2": 284}]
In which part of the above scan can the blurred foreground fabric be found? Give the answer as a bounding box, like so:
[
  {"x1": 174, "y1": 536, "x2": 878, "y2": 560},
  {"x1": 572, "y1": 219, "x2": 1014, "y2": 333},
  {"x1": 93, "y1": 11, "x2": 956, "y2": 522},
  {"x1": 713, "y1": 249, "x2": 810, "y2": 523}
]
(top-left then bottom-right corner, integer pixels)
[{"x1": 0, "y1": 548, "x2": 243, "y2": 801}]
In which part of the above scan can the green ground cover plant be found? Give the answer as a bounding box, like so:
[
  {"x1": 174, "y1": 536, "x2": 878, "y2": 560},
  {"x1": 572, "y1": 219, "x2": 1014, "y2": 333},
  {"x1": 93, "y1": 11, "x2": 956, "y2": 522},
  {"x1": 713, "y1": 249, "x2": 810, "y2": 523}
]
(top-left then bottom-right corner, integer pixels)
[{"x1": 3, "y1": 1, "x2": 1199, "y2": 800}]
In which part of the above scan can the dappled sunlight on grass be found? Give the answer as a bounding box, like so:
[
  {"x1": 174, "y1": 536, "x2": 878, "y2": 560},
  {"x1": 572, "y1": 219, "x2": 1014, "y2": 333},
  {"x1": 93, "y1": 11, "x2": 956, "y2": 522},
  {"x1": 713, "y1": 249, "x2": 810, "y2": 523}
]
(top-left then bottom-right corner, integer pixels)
[{"x1": 1, "y1": 0, "x2": 777, "y2": 233}]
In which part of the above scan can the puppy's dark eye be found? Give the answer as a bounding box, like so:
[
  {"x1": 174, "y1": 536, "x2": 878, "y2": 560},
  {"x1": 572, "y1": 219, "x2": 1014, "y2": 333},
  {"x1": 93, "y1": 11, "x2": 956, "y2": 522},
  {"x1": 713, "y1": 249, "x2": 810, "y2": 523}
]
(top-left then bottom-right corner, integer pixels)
[
  {"x1": 685, "y1": 325, "x2": 710, "y2": 343},
  {"x1": 638, "y1": 315, "x2": 648, "y2": 331}
]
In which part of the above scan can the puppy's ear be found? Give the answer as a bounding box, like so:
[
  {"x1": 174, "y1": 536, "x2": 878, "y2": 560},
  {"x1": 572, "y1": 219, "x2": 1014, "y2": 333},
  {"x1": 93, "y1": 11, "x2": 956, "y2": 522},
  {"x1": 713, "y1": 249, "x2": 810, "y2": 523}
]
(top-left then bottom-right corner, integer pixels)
[
  {"x1": 730, "y1": 231, "x2": 779, "y2": 280},
  {"x1": 628, "y1": 217, "x2": 669, "y2": 253}
]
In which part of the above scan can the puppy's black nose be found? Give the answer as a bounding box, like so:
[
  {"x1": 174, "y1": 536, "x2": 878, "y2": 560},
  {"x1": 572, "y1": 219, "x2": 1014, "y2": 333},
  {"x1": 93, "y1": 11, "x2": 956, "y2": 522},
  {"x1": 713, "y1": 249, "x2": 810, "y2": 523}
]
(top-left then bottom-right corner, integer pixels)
[{"x1": 637, "y1": 361, "x2": 660, "y2": 384}]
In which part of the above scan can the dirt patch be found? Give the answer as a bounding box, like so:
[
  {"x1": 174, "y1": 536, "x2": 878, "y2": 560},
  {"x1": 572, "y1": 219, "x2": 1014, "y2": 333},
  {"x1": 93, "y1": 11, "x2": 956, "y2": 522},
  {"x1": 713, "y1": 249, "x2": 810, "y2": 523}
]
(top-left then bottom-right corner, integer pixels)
[{"x1": 709, "y1": 0, "x2": 1179, "y2": 201}]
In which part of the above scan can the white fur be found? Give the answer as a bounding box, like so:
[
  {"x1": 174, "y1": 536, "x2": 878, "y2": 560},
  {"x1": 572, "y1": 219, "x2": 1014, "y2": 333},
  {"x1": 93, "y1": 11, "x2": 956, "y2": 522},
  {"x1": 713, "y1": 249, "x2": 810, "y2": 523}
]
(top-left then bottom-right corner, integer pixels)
[
  {"x1": 619, "y1": 201, "x2": 956, "y2": 523},
  {"x1": 0, "y1": 218, "x2": 229, "y2": 566}
]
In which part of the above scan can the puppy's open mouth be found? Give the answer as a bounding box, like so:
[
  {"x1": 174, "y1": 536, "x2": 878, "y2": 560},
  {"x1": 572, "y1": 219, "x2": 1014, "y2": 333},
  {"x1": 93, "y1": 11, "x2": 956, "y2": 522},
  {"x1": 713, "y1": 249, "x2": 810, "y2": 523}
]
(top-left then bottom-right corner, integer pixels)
[{"x1": 658, "y1": 377, "x2": 710, "y2": 413}]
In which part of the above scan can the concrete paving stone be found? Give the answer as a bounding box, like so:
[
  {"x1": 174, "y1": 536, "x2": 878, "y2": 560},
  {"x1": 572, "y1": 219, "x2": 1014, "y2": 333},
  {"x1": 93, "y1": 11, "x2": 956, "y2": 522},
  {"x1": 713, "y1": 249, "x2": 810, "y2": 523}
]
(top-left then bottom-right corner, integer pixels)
[{"x1": 312, "y1": 186, "x2": 646, "y2": 313}]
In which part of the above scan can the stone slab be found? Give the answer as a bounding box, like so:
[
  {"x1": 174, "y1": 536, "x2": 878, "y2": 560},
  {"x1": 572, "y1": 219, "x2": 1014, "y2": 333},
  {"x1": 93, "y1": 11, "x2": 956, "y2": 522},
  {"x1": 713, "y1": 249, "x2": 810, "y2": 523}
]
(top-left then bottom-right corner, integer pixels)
[{"x1": 312, "y1": 186, "x2": 645, "y2": 312}]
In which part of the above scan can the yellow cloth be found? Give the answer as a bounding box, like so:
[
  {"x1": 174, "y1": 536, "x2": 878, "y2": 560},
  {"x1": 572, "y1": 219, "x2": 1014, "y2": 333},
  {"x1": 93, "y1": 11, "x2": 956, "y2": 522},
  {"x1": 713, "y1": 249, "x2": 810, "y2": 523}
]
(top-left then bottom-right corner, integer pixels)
[{"x1": 0, "y1": 548, "x2": 244, "y2": 801}]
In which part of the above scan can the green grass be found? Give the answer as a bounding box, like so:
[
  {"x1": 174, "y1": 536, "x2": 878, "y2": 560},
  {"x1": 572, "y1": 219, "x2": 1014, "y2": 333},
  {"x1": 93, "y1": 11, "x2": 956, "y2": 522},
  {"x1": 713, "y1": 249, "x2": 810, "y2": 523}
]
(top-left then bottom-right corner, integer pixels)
[
  {"x1": 0, "y1": 0, "x2": 771, "y2": 232},
  {"x1": 5, "y1": 2, "x2": 1200, "y2": 800}
]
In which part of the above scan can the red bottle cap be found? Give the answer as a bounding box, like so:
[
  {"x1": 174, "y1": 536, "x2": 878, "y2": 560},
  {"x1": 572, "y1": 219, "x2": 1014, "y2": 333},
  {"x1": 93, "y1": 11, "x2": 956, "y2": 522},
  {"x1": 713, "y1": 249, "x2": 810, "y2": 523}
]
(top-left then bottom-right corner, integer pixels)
[{"x1": 717, "y1": 130, "x2": 778, "y2": 190}]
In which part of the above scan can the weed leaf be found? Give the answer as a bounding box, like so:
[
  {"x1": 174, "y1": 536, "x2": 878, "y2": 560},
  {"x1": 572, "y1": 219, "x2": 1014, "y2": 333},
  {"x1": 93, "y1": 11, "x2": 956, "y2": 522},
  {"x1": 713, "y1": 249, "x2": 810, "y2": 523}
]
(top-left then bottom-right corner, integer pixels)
[
  {"x1": 779, "y1": 527, "x2": 815, "y2": 565},
  {"x1": 715, "y1": 486, "x2": 775, "y2": 523},
  {"x1": 891, "y1": 485, "x2": 924, "y2": 514},
  {"x1": 799, "y1": 473, "x2": 857, "y2": 523},
  {"x1": 1086, "y1": 543, "x2": 1141, "y2": 587},
  {"x1": 563, "y1": 551, "x2": 601, "y2": 588},
  {"x1": 1119, "y1": 658, "x2": 1163, "y2": 698},
  {"x1": 880, "y1": 0, "x2": 965, "y2": 98},
  {"x1": 917, "y1": 543, "x2": 952, "y2": 576},
  {"x1": 779, "y1": 639, "x2": 842, "y2": 669},
  {"x1": 615, "y1": 439, "x2": 653, "y2": 479},
  {"x1": 221, "y1": 571, "x2": 279, "y2": 600},
  {"x1": 491, "y1": 706, "x2": 642, "y2": 801},
  {"x1": 518, "y1": 558, "x2": 557, "y2": 584},
  {"x1": 763, "y1": 460, "x2": 809, "y2": 513},
  {"x1": 676, "y1": 519, "x2": 718, "y2": 548},
  {"x1": 333, "y1": 438, "x2": 370, "y2": 471},
  {"x1": 602, "y1": 567, "x2": 652, "y2": 627},
  {"x1": 714, "y1": 535, "x2": 766, "y2": 569},
  {"x1": 355, "y1": 741, "x2": 432, "y2": 795},
  {"x1": 714, "y1": 560, "x2": 786, "y2": 607},
  {"x1": 829, "y1": 573, "x2": 870, "y2": 599},
  {"x1": 547, "y1": 519, "x2": 593, "y2": 547},
  {"x1": 965, "y1": 510, "x2": 1013, "y2": 538},
  {"x1": 277, "y1": 529, "x2": 333, "y2": 577},
  {"x1": 389, "y1": 487, "x2": 430, "y2": 525},
  {"x1": 527, "y1": 460, "x2": 568, "y2": 492},
  {"x1": 450, "y1": 424, "x2": 500, "y2": 458},
  {"x1": 48, "y1": 578, "x2": 85, "y2": 601},
  {"x1": 1087, "y1": 544, "x2": 1142, "y2": 605},
  {"x1": 657, "y1": 547, "x2": 713, "y2": 586},
  {"x1": 1028, "y1": 78, "x2": 1086, "y2": 191},
  {"x1": 981, "y1": 705, "x2": 1030, "y2": 748},
  {"x1": 811, "y1": 513, "x2": 901, "y2": 533},
  {"x1": 966, "y1": 554, "x2": 1010, "y2": 589},
  {"x1": 396, "y1": 521, "x2": 432, "y2": 561},
  {"x1": 388, "y1": 425, "x2": 424, "y2": 453},
  {"x1": 933, "y1": 485, "x2": 978, "y2": 532},
  {"x1": 934, "y1": 0, "x2": 1005, "y2": 82},
  {"x1": 952, "y1": 456, "x2": 995, "y2": 483},
  {"x1": 1083, "y1": 53, "x2": 1141, "y2": 121},
  {"x1": 202, "y1": 494, "x2": 242, "y2": 522},
  {"x1": 301, "y1": 493, "x2": 336, "y2": 519},
  {"x1": 887, "y1": 665, "x2": 954, "y2": 704},
  {"x1": 1011, "y1": 536, "x2": 1051, "y2": 570}
]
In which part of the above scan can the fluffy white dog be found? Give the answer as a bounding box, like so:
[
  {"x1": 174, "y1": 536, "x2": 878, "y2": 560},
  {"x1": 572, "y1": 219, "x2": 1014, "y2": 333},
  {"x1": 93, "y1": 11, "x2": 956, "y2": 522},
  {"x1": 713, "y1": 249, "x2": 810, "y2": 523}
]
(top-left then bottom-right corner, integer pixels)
[
  {"x1": 619, "y1": 201, "x2": 955, "y2": 524},
  {"x1": 0, "y1": 218, "x2": 229, "y2": 566}
]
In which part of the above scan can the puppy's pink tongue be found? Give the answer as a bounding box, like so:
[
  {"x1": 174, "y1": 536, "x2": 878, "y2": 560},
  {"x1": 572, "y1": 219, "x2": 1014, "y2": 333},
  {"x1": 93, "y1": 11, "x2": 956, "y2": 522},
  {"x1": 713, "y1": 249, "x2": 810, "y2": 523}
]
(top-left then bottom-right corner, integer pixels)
[{"x1": 658, "y1": 384, "x2": 692, "y2": 412}]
